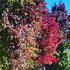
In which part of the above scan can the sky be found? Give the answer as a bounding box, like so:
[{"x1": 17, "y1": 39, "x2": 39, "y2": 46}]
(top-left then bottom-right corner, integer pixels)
[{"x1": 45, "y1": 0, "x2": 70, "y2": 14}]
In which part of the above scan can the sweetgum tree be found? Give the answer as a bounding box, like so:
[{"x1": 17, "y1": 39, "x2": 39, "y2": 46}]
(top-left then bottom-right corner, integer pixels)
[{"x1": 0, "y1": 0, "x2": 65, "y2": 70}]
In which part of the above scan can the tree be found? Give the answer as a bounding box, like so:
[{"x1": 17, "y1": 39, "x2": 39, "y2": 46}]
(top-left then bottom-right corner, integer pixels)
[{"x1": 0, "y1": 0, "x2": 65, "y2": 70}]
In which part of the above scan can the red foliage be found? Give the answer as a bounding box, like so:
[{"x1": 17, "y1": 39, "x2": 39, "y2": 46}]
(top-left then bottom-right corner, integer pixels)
[
  {"x1": 35, "y1": 2, "x2": 64, "y2": 65},
  {"x1": 37, "y1": 54, "x2": 60, "y2": 65}
]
